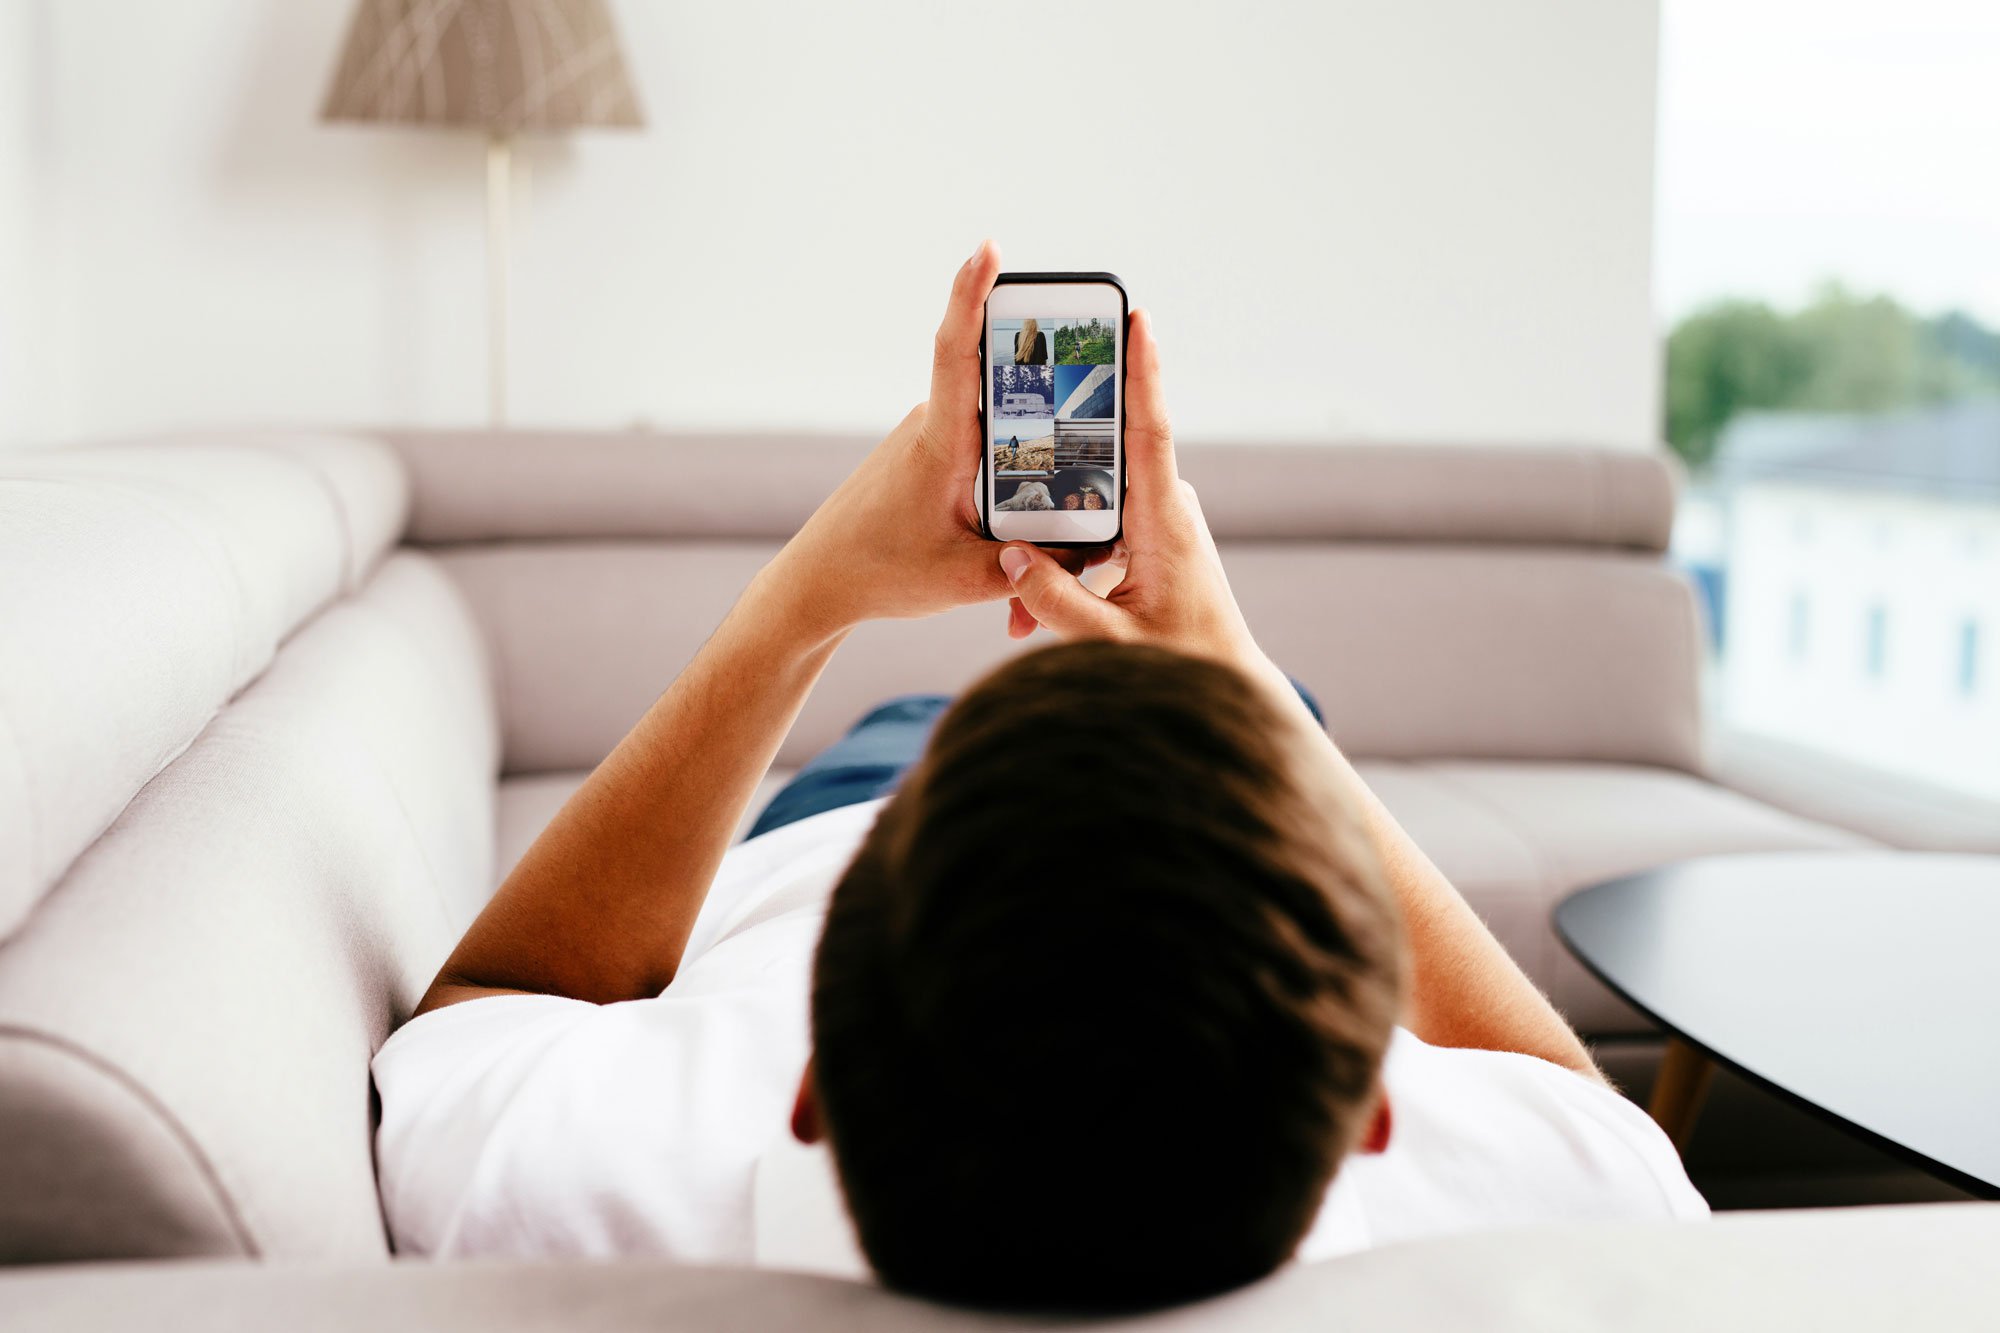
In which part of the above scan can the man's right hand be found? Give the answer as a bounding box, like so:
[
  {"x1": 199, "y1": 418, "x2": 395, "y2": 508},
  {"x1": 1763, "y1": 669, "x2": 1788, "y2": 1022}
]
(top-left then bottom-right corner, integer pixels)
[{"x1": 994, "y1": 309, "x2": 1268, "y2": 680}]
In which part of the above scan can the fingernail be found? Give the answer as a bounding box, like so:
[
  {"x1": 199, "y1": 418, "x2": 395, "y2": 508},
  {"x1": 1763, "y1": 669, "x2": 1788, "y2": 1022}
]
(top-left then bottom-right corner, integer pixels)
[{"x1": 1000, "y1": 546, "x2": 1031, "y2": 584}]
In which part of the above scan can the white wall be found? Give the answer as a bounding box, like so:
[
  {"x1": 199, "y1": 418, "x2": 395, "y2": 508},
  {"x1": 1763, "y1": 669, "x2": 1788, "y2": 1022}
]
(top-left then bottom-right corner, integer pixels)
[
  {"x1": 0, "y1": 1, "x2": 55, "y2": 447},
  {"x1": 1, "y1": 0, "x2": 1661, "y2": 450}
]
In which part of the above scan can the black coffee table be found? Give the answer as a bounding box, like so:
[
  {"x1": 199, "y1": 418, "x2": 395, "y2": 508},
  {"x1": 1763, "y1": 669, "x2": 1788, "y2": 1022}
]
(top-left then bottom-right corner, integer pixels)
[{"x1": 1555, "y1": 852, "x2": 2000, "y2": 1200}]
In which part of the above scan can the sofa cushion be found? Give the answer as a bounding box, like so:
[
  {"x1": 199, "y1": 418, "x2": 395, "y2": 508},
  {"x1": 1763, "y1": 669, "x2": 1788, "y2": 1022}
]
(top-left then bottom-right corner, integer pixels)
[
  {"x1": 0, "y1": 554, "x2": 495, "y2": 1263},
  {"x1": 1358, "y1": 760, "x2": 1875, "y2": 1033},
  {"x1": 496, "y1": 769, "x2": 800, "y2": 890},
  {"x1": 1708, "y1": 730, "x2": 2000, "y2": 854},
  {"x1": 0, "y1": 434, "x2": 408, "y2": 940},
  {"x1": 1230, "y1": 545, "x2": 1703, "y2": 769},
  {"x1": 491, "y1": 759, "x2": 1862, "y2": 1040}
]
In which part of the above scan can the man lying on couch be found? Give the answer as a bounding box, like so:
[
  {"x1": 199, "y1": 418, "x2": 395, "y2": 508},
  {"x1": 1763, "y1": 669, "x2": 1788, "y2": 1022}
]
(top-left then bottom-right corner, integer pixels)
[{"x1": 372, "y1": 243, "x2": 1706, "y2": 1312}]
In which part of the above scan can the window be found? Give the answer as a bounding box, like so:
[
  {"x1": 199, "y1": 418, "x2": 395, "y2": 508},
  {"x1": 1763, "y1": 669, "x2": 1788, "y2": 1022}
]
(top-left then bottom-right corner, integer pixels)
[
  {"x1": 1864, "y1": 606, "x2": 1888, "y2": 681},
  {"x1": 1660, "y1": 1, "x2": 2000, "y2": 801}
]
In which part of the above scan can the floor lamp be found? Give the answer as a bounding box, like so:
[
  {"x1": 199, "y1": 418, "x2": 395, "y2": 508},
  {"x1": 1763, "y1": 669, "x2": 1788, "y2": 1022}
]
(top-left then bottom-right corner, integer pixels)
[{"x1": 321, "y1": 0, "x2": 643, "y2": 427}]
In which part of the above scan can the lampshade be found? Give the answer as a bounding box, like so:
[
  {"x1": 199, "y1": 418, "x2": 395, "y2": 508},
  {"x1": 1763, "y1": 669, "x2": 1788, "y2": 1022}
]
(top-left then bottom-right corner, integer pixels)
[{"x1": 321, "y1": 0, "x2": 643, "y2": 133}]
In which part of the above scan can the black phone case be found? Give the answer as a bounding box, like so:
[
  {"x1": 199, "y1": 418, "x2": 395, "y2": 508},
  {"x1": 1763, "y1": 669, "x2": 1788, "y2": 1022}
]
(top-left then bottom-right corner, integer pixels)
[{"x1": 979, "y1": 271, "x2": 1129, "y2": 547}]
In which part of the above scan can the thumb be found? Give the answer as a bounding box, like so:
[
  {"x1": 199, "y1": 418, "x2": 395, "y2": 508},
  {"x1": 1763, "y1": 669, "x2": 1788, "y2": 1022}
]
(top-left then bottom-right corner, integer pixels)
[{"x1": 998, "y1": 543, "x2": 1121, "y2": 639}]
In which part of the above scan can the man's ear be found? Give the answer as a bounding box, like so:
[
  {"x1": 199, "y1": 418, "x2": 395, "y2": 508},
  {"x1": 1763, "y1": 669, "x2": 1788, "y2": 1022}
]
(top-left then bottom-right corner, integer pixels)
[
  {"x1": 791, "y1": 1057, "x2": 823, "y2": 1144},
  {"x1": 1358, "y1": 1090, "x2": 1393, "y2": 1155}
]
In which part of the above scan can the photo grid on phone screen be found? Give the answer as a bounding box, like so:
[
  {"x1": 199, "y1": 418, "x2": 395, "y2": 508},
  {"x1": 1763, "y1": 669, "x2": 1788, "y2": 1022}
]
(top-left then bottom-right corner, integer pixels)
[{"x1": 991, "y1": 313, "x2": 1116, "y2": 514}]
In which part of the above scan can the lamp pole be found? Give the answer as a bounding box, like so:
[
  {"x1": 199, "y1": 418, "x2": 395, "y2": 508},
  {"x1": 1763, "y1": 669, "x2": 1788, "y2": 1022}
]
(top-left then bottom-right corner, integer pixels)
[
  {"x1": 322, "y1": 1, "x2": 644, "y2": 430},
  {"x1": 485, "y1": 133, "x2": 512, "y2": 428}
]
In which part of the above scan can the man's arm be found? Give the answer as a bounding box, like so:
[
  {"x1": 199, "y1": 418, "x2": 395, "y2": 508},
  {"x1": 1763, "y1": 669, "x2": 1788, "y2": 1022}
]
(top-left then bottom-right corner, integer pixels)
[
  {"x1": 417, "y1": 576, "x2": 844, "y2": 1012},
  {"x1": 993, "y1": 309, "x2": 1604, "y2": 1084},
  {"x1": 1284, "y1": 709, "x2": 1606, "y2": 1083},
  {"x1": 417, "y1": 242, "x2": 1020, "y2": 1015}
]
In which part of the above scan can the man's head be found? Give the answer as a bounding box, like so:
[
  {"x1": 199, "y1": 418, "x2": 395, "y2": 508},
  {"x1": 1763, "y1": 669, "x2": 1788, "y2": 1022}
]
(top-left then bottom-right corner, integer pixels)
[{"x1": 804, "y1": 641, "x2": 1406, "y2": 1311}]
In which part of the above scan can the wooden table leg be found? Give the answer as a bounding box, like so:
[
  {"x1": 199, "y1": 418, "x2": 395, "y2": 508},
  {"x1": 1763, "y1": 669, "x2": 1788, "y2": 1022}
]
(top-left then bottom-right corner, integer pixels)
[{"x1": 1649, "y1": 1036, "x2": 1715, "y2": 1151}]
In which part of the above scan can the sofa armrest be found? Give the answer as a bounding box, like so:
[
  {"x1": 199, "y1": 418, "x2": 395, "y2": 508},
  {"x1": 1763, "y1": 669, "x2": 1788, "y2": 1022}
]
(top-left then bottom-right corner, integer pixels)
[
  {"x1": 2, "y1": 1205, "x2": 1996, "y2": 1331},
  {"x1": 1707, "y1": 729, "x2": 2000, "y2": 854}
]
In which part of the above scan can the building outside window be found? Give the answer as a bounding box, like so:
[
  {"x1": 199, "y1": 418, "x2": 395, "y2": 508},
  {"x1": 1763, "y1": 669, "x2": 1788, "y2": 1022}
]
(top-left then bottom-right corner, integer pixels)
[
  {"x1": 1864, "y1": 604, "x2": 1888, "y2": 682},
  {"x1": 1786, "y1": 590, "x2": 1809, "y2": 663}
]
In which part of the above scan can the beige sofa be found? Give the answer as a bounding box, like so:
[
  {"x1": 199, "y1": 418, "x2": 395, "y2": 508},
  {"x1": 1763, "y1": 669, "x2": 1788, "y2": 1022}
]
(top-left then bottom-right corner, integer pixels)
[{"x1": 1, "y1": 430, "x2": 1994, "y2": 1325}]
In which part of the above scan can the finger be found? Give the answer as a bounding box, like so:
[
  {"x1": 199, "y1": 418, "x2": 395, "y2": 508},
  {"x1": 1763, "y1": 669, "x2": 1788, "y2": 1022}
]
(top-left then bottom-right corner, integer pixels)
[
  {"x1": 1080, "y1": 539, "x2": 1126, "y2": 572},
  {"x1": 943, "y1": 536, "x2": 1017, "y2": 606},
  {"x1": 1081, "y1": 551, "x2": 1129, "y2": 596},
  {"x1": 1005, "y1": 549, "x2": 1114, "y2": 635},
  {"x1": 1048, "y1": 547, "x2": 1094, "y2": 576},
  {"x1": 997, "y1": 542, "x2": 1121, "y2": 640},
  {"x1": 1122, "y1": 308, "x2": 1179, "y2": 498},
  {"x1": 999, "y1": 549, "x2": 1094, "y2": 640},
  {"x1": 1010, "y1": 551, "x2": 1095, "y2": 635},
  {"x1": 1177, "y1": 479, "x2": 1223, "y2": 561},
  {"x1": 1007, "y1": 596, "x2": 1038, "y2": 639},
  {"x1": 929, "y1": 240, "x2": 1002, "y2": 439}
]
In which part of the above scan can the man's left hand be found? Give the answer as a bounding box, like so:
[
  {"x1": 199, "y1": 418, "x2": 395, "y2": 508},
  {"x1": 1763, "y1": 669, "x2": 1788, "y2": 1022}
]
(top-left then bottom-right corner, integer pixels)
[{"x1": 763, "y1": 240, "x2": 1025, "y2": 640}]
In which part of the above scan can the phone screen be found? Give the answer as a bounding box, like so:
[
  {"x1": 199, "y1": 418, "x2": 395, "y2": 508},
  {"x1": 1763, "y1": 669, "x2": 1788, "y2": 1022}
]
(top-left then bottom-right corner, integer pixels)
[{"x1": 983, "y1": 278, "x2": 1124, "y2": 545}]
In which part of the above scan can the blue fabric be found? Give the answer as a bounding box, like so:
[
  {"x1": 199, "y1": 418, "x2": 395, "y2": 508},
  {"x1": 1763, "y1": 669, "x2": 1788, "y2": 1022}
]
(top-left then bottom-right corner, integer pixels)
[
  {"x1": 743, "y1": 695, "x2": 952, "y2": 841},
  {"x1": 744, "y1": 678, "x2": 1327, "y2": 841}
]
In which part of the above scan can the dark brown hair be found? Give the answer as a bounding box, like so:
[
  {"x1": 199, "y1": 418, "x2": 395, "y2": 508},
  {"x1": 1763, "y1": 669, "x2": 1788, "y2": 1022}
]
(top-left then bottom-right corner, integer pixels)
[{"x1": 810, "y1": 641, "x2": 1405, "y2": 1311}]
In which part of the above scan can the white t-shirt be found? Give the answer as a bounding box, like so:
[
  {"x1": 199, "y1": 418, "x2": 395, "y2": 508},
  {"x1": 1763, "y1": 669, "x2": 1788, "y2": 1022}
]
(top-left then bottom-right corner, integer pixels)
[{"x1": 374, "y1": 799, "x2": 1707, "y2": 1272}]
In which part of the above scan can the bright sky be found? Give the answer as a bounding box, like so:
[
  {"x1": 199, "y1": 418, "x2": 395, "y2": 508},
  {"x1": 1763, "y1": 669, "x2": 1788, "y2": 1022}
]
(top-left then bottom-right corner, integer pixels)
[{"x1": 1656, "y1": 0, "x2": 2000, "y2": 326}]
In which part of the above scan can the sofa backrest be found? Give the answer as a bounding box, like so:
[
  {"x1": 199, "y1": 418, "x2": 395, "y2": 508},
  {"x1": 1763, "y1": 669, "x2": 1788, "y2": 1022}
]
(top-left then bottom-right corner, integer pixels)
[
  {"x1": 0, "y1": 436, "x2": 498, "y2": 1263},
  {"x1": 385, "y1": 430, "x2": 1702, "y2": 776}
]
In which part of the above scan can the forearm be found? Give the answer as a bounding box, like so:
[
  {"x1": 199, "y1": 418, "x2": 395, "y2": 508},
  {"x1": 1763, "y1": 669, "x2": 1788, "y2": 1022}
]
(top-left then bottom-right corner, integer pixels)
[
  {"x1": 418, "y1": 564, "x2": 845, "y2": 1014},
  {"x1": 1241, "y1": 653, "x2": 1602, "y2": 1081},
  {"x1": 408, "y1": 245, "x2": 1008, "y2": 1014},
  {"x1": 1348, "y1": 775, "x2": 1603, "y2": 1081}
]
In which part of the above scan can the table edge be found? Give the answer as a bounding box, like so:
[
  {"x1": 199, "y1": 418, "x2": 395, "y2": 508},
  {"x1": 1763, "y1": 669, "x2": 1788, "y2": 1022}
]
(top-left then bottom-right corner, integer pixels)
[{"x1": 1552, "y1": 875, "x2": 1998, "y2": 1202}]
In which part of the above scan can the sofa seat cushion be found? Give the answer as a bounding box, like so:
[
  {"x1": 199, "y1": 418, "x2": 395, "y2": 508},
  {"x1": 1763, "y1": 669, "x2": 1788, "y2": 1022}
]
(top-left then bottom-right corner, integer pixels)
[
  {"x1": 1355, "y1": 760, "x2": 1876, "y2": 1034},
  {"x1": 494, "y1": 769, "x2": 802, "y2": 892},
  {"x1": 498, "y1": 761, "x2": 1865, "y2": 1039}
]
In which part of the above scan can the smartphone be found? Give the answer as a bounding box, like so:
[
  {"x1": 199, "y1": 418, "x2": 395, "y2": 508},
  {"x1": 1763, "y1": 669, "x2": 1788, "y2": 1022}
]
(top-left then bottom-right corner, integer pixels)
[{"x1": 980, "y1": 272, "x2": 1127, "y2": 546}]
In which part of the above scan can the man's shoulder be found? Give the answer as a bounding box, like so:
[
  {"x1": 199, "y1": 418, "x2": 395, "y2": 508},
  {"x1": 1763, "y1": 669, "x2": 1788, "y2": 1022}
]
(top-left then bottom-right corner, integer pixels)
[
  {"x1": 374, "y1": 978, "x2": 819, "y2": 1261},
  {"x1": 1383, "y1": 1027, "x2": 1601, "y2": 1096},
  {"x1": 1381, "y1": 1028, "x2": 1671, "y2": 1159},
  {"x1": 1345, "y1": 1029, "x2": 1709, "y2": 1238}
]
